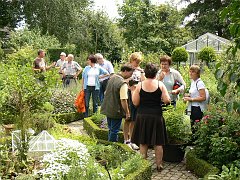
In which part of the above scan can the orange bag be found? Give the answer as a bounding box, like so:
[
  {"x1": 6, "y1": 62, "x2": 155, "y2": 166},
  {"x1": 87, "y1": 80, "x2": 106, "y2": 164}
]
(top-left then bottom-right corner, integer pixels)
[{"x1": 74, "y1": 90, "x2": 86, "y2": 113}]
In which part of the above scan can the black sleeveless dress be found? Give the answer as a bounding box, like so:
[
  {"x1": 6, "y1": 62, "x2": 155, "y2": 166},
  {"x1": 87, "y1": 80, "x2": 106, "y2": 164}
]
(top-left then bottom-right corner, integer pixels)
[{"x1": 131, "y1": 84, "x2": 167, "y2": 146}]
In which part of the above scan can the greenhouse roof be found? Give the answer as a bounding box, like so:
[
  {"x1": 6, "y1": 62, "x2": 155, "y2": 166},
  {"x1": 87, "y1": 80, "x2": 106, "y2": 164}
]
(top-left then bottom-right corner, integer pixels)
[{"x1": 182, "y1": 32, "x2": 230, "y2": 53}]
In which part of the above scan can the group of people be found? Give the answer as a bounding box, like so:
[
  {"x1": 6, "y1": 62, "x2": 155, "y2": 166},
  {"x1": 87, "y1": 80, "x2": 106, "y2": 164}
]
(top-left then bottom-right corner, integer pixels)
[
  {"x1": 33, "y1": 49, "x2": 208, "y2": 171},
  {"x1": 101, "y1": 52, "x2": 208, "y2": 172}
]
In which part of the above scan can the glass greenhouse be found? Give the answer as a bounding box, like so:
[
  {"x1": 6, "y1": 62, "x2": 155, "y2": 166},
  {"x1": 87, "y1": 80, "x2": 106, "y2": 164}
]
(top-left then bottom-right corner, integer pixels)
[{"x1": 182, "y1": 32, "x2": 230, "y2": 64}]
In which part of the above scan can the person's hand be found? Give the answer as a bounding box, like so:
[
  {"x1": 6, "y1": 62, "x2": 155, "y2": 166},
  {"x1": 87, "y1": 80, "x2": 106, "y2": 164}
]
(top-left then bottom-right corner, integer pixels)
[
  {"x1": 183, "y1": 96, "x2": 192, "y2": 102},
  {"x1": 125, "y1": 113, "x2": 131, "y2": 121},
  {"x1": 129, "y1": 85, "x2": 137, "y2": 91},
  {"x1": 171, "y1": 89, "x2": 180, "y2": 95},
  {"x1": 159, "y1": 71, "x2": 166, "y2": 81}
]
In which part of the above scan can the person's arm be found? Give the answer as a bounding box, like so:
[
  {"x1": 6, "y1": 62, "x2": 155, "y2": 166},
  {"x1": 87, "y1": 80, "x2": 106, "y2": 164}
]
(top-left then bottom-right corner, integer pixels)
[
  {"x1": 172, "y1": 71, "x2": 186, "y2": 95},
  {"x1": 46, "y1": 62, "x2": 56, "y2": 70},
  {"x1": 121, "y1": 99, "x2": 130, "y2": 120},
  {"x1": 99, "y1": 67, "x2": 109, "y2": 79},
  {"x1": 159, "y1": 81, "x2": 171, "y2": 104},
  {"x1": 120, "y1": 83, "x2": 130, "y2": 119},
  {"x1": 132, "y1": 83, "x2": 141, "y2": 106},
  {"x1": 184, "y1": 89, "x2": 206, "y2": 102}
]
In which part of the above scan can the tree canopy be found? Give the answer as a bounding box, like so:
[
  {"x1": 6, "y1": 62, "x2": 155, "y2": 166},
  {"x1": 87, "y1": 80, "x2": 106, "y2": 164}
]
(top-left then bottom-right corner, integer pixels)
[{"x1": 182, "y1": 0, "x2": 231, "y2": 38}]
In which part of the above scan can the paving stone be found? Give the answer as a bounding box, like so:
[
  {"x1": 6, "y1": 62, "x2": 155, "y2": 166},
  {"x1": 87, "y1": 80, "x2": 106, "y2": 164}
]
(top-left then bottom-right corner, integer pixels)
[{"x1": 67, "y1": 120, "x2": 198, "y2": 180}]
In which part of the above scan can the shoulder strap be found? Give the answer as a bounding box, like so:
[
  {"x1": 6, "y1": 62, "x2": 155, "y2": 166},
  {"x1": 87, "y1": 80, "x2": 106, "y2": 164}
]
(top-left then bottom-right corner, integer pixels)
[{"x1": 196, "y1": 79, "x2": 201, "y2": 90}]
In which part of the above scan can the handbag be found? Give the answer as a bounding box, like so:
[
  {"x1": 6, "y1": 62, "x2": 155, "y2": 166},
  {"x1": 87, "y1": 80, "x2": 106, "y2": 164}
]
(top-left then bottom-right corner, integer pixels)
[
  {"x1": 173, "y1": 80, "x2": 182, "y2": 90},
  {"x1": 74, "y1": 90, "x2": 86, "y2": 113}
]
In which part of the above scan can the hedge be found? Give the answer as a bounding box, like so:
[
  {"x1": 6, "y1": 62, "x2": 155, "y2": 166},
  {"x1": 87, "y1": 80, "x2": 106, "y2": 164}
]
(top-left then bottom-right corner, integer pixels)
[
  {"x1": 83, "y1": 117, "x2": 124, "y2": 143},
  {"x1": 53, "y1": 112, "x2": 84, "y2": 124},
  {"x1": 185, "y1": 148, "x2": 219, "y2": 179},
  {"x1": 97, "y1": 139, "x2": 152, "y2": 180}
]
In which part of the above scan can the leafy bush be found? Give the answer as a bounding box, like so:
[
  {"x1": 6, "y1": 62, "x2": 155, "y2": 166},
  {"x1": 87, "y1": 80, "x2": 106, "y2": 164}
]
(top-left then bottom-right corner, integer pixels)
[
  {"x1": 31, "y1": 113, "x2": 56, "y2": 134},
  {"x1": 185, "y1": 149, "x2": 219, "y2": 178},
  {"x1": 198, "y1": 46, "x2": 217, "y2": 63},
  {"x1": 208, "y1": 165, "x2": 240, "y2": 180},
  {"x1": 172, "y1": 47, "x2": 189, "y2": 63},
  {"x1": 163, "y1": 101, "x2": 191, "y2": 144},
  {"x1": 5, "y1": 28, "x2": 61, "y2": 51},
  {"x1": 194, "y1": 105, "x2": 240, "y2": 168},
  {"x1": 50, "y1": 89, "x2": 77, "y2": 114}
]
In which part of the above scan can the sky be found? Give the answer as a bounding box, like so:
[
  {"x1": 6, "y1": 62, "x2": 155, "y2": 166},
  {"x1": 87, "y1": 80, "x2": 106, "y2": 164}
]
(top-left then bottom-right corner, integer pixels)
[{"x1": 93, "y1": 0, "x2": 190, "y2": 19}]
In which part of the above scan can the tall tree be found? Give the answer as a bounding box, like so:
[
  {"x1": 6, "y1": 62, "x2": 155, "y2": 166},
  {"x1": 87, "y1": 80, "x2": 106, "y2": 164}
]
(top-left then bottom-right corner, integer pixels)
[
  {"x1": 182, "y1": 0, "x2": 231, "y2": 38},
  {"x1": 0, "y1": 0, "x2": 22, "y2": 29},
  {"x1": 118, "y1": 0, "x2": 192, "y2": 54},
  {"x1": 22, "y1": 0, "x2": 92, "y2": 44}
]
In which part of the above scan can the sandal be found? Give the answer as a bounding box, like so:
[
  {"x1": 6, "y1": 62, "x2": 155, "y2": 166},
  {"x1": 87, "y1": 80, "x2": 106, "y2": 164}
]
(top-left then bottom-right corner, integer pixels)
[{"x1": 157, "y1": 165, "x2": 163, "y2": 172}]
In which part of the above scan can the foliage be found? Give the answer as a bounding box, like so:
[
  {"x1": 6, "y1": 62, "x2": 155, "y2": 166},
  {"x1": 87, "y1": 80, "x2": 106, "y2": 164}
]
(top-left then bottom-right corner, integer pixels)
[
  {"x1": 4, "y1": 46, "x2": 36, "y2": 65},
  {"x1": 194, "y1": 105, "x2": 240, "y2": 169},
  {"x1": 185, "y1": 149, "x2": 219, "y2": 178},
  {"x1": 118, "y1": 1, "x2": 192, "y2": 54},
  {"x1": 0, "y1": 0, "x2": 22, "y2": 29},
  {"x1": 208, "y1": 165, "x2": 240, "y2": 180},
  {"x1": 182, "y1": 0, "x2": 231, "y2": 38},
  {"x1": 163, "y1": 101, "x2": 191, "y2": 144},
  {"x1": 216, "y1": 0, "x2": 240, "y2": 113},
  {"x1": 172, "y1": 47, "x2": 189, "y2": 63},
  {"x1": 31, "y1": 113, "x2": 56, "y2": 134},
  {"x1": 198, "y1": 46, "x2": 217, "y2": 63},
  {"x1": 5, "y1": 28, "x2": 61, "y2": 51},
  {"x1": 220, "y1": 0, "x2": 240, "y2": 56},
  {"x1": 172, "y1": 47, "x2": 189, "y2": 70},
  {"x1": 37, "y1": 138, "x2": 109, "y2": 179},
  {"x1": 91, "y1": 112, "x2": 106, "y2": 126},
  {"x1": 215, "y1": 52, "x2": 240, "y2": 113},
  {"x1": 83, "y1": 117, "x2": 124, "y2": 142},
  {"x1": 50, "y1": 89, "x2": 77, "y2": 114}
]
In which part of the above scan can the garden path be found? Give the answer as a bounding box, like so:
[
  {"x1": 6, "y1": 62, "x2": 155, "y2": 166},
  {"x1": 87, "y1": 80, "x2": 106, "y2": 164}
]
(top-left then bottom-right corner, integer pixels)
[{"x1": 67, "y1": 120, "x2": 198, "y2": 180}]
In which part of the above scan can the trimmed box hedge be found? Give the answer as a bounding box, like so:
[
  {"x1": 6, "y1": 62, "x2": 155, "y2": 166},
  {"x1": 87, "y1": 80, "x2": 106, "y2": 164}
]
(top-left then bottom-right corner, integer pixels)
[
  {"x1": 97, "y1": 139, "x2": 152, "y2": 180},
  {"x1": 53, "y1": 112, "x2": 84, "y2": 124},
  {"x1": 185, "y1": 148, "x2": 219, "y2": 179},
  {"x1": 83, "y1": 117, "x2": 124, "y2": 142}
]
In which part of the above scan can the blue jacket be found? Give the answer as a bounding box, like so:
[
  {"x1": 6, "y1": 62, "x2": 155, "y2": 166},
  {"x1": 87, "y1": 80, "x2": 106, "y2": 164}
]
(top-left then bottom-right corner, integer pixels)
[{"x1": 82, "y1": 65, "x2": 109, "y2": 90}]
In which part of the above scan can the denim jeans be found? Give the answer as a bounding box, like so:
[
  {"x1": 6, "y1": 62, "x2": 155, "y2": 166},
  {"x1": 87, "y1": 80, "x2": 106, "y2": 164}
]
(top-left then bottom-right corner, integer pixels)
[
  {"x1": 107, "y1": 117, "x2": 122, "y2": 142},
  {"x1": 99, "y1": 79, "x2": 109, "y2": 104},
  {"x1": 84, "y1": 86, "x2": 99, "y2": 117}
]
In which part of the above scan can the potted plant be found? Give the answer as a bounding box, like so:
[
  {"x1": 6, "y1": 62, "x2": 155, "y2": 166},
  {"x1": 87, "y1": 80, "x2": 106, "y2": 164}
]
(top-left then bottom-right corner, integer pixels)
[{"x1": 163, "y1": 101, "x2": 192, "y2": 162}]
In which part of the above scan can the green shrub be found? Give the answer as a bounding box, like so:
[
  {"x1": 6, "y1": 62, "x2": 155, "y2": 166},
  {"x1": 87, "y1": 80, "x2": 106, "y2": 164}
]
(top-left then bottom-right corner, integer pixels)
[
  {"x1": 31, "y1": 113, "x2": 56, "y2": 134},
  {"x1": 50, "y1": 89, "x2": 77, "y2": 114},
  {"x1": 172, "y1": 47, "x2": 189, "y2": 63},
  {"x1": 53, "y1": 112, "x2": 84, "y2": 124},
  {"x1": 207, "y1": 165, "x2": 240, "y2": 180},
  {"x1": 83, "y1": 117, "x2": 124, "y2": 142},
  {"x1": 198, "y1": 46, "x2": 217, "y2": 63},
  {"x1": 185, "y1": 149, "x2": 219, "y2": 178}
]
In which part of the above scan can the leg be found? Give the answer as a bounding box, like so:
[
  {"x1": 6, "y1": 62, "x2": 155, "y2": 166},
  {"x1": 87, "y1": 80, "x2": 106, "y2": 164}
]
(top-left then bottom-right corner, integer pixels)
[
  {"x1": 84, "y1": 87, "x2": 91, "y2": 117},
  {"x1": 140, "y1": 144, "x2": 148, "y2": 159},
  {"x1": 154, "y1": 145, "x2": 163, "y2": 169},
  {"x1": 123, "y1": 120, "x2": 131, "y2": 142},
  {"x1": 107, "y1": 117, "x2": 122, "y2": 142},
  {"x1": 99, "y1": 82, "x2": 104, "y2": 104},
  {"x1": 92, "y1": 89, "x2": 100, "y2": 113}
]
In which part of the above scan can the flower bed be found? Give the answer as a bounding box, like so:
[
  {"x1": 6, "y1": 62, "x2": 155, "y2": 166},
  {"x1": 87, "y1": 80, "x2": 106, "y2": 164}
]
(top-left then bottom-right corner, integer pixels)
[
  {"x1": 185, "y1": 148, "x2": 219, "y2": 178},
  {"x1": 83, "y1": 116, "x2": 124, "y2": 142}
]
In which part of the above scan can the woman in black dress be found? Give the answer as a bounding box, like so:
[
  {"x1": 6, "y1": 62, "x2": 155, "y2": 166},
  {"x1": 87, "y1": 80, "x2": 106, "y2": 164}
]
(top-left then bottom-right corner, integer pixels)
[{"x1": 131, "y1": 63, "x2": 170, "y2": 171}]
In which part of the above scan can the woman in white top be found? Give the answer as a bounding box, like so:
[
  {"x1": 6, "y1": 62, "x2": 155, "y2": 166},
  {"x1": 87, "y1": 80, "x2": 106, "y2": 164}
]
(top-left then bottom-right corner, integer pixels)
[{"x1": 183, "y1": 65, "x2": 207, "y2": 127}]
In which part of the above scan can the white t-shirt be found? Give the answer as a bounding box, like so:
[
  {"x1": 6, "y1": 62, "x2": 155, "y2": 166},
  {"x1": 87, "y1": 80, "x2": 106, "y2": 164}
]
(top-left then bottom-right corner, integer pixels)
[
  {"x1": 87, "y1": 67, "x2": 99, "y2": 86},
  {"x1": 189, "y1": 78, "x2": 206, "y2": 111}
]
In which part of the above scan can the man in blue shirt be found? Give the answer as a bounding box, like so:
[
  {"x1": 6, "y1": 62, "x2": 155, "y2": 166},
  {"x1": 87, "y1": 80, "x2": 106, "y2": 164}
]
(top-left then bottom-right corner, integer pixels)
[{"x1": 95, "y1": 53, "x2": 114, "y2": 104}]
